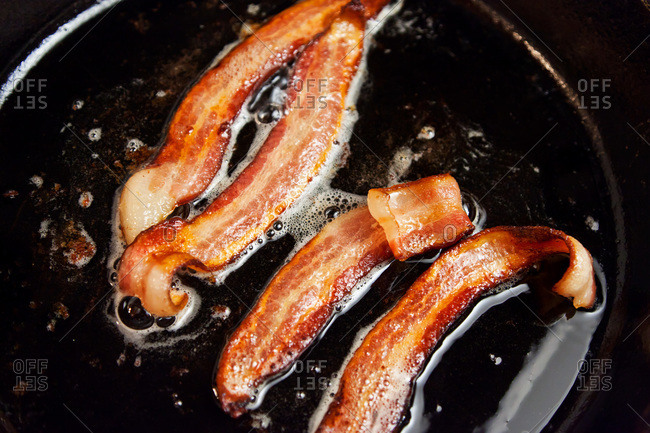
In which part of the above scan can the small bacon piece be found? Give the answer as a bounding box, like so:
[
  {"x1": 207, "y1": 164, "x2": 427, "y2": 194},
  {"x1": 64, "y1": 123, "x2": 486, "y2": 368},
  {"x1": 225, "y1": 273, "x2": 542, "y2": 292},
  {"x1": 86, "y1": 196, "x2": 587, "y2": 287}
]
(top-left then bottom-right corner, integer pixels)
[
  {"x1": 118, "y1": 9, "x2": 367, "y2": 317},
  {"x1": 118, "y1": 0, "x2": 353, "y2": 243},
  {"x1": 368, "y1": 173, "x2": 474, "y2": 260},
  {"x1": 215, "y1": 207, "x2": 392, "y2": 417},
  {"x1": 316, "y1": 226, "x2": 597, "y2": 433}
]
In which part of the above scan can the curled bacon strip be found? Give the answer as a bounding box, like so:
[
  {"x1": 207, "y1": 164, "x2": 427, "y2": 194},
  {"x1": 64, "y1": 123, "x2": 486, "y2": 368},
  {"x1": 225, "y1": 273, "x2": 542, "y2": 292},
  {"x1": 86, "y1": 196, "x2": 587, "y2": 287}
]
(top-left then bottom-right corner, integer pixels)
[
  {"x1": 118, "y1": 0, "x2": 353, "y2": 243},
  {"x1": 316, "y1": 226, "x2": 596, "y2": 433},
  {"x1": 118, "y1": 8, "x2": 367, "y2": 317},
  {"x1": 368, "y1": 174, "x2": 474, "y2": 260},
  {"x1": 215, "y1": 207, "x2": 392, "y2": 417}
]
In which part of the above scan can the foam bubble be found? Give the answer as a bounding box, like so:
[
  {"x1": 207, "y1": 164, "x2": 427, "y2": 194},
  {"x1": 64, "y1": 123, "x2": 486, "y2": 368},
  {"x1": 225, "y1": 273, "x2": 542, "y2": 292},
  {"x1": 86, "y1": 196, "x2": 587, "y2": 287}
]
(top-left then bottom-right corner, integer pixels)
[
  {"x1": 39, "y1": 219, "x2": 51, "y2": 239},
  {"x1": 88, "y1": 128, "x2": 102, "y2": 141},
  {"x1": 489, "y1": 354, "x2": 503, "y2": 365},
  {"x1": 585, "y1": 215, "x2": 599, "y2": 231},
  {"x1": 126, "y1": 138, "x2": 145, "y2": 152},
  {"x1": 30, "y1": 175, "x2": 43, "y2": 188},
  {"x1": 247, "y1": 4, "x2": 261, "y2": 16},
  {"x1": 78, "y1": 191, "x2": 93, "y2": 208},
  {"x1": 417, "y1": 125, "x2": 435, "y2": 140}
]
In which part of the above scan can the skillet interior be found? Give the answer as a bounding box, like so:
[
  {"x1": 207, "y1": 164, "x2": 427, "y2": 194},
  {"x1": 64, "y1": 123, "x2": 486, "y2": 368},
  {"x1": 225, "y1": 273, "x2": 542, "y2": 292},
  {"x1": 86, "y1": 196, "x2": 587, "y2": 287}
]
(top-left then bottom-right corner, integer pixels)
[{"x1": 0, "y1": 0, "x2": 648, "y2": 432}]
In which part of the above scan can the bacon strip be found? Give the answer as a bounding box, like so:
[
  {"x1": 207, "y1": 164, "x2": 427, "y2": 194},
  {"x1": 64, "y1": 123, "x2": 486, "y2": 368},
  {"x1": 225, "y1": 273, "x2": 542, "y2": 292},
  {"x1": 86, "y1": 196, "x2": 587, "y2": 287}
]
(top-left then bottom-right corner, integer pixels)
[
  {"x1": 316, "y1": 226, "x2": 597, "y2": 433},
  {"x1": 118, "y1": 8, "x2": 367, "y2": 317},
  {"x1": 118, "y1": 0, "x2": 354, "y2": 243},
  {"x1": 368, "y1": 174, "x2": 474, "y2": 260},
  {"x1": 215, "y1": 207, "x2": 392, "y2": 417}
]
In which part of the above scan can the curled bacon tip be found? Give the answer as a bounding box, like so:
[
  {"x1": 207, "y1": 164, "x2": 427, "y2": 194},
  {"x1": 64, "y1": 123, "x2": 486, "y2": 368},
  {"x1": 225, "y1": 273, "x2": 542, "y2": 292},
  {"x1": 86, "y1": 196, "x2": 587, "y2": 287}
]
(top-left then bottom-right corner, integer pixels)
[
  {"x1": 368, "y1": 173, "x2": 474, "y2": 261},
  {"x1": 316, "y1": 226, "x2": 597, "y2": 432},
  {"x1": 117, "y1": 218, "x2": 200, "y2": 316},
  {"x1": 492, "y1": 226, "x2": 597, "y2": 309},
  {"x1": 553, "y1": 234, "x2": 597, "y2": 309}
]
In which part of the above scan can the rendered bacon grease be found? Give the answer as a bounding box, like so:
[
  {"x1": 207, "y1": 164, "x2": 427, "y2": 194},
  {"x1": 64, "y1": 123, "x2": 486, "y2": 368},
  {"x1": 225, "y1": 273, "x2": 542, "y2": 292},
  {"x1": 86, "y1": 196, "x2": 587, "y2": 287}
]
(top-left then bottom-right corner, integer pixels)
[
  {"x1": 118, "y1": 0, "x2": 353, "y2": 243},
  {"x1": 215, "y1": 207, "x2": 391, "y2": 417},
  {"x1": 317, "y1": 226, "x2": 596, "y2": 433},
  {"x1": 368, "y1": 173, "x2": 474, "y2": 261},
  {"x1": 118, "y1": 8, "x2": 367, "y2": 316}
]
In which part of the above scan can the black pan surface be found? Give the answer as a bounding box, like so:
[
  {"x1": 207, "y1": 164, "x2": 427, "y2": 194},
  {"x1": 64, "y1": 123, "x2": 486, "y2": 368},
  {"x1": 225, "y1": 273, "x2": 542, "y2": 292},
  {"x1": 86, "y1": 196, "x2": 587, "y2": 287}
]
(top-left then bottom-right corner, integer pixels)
[{"x1": 0, "y1": 0, "x2": 649, "y2": 432}]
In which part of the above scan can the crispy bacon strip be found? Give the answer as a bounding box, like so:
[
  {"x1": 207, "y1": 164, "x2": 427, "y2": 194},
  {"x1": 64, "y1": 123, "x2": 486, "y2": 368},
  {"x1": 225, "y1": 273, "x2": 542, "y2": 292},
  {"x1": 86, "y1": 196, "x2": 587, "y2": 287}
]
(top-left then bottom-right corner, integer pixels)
[
  {"x1": 368, "y1": 174, "x2": 474, "y2": 260},
  {"x1": 316, "y1": 226, "x2": 597, "y2": 433},
  {"x1": 118, "y1": 0, "x2": 354, "y2": 243},
  {"x1": 118, "y1": 9, "x2": 367, "y2": 317},
  {"x1": 215, "y1": 207, "x2": 392, "y2": 417}
]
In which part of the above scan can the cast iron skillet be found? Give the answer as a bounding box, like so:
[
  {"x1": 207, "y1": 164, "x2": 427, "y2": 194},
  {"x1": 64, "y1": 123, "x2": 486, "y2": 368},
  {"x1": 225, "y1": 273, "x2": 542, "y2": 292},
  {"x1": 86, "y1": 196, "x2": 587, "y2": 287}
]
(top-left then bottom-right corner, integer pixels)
[{"x1": 0, "y1": 1, "x2": 649, "y2": 432}]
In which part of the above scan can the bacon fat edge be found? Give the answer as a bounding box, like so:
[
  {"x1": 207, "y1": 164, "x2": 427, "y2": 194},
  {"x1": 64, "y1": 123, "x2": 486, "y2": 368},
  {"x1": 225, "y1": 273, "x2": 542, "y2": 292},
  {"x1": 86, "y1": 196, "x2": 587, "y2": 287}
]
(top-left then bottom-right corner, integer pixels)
[{"x1": 316, "y1": 226, "x2": 596, "y2": 433}]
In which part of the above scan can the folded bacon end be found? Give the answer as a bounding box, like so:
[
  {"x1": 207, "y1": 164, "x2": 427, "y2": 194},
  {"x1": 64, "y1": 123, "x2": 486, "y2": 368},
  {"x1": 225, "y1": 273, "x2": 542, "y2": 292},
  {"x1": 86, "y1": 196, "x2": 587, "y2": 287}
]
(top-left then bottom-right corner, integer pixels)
[
  {"x1": 117, "y1": 218, "x2": 201, "y2": 317},
  {"x1": 551, "y1": 234, "x2": 597, "y2": 309},
  {"x1": 368, "y1": 173, "x2": 474, "y2": 261}
]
